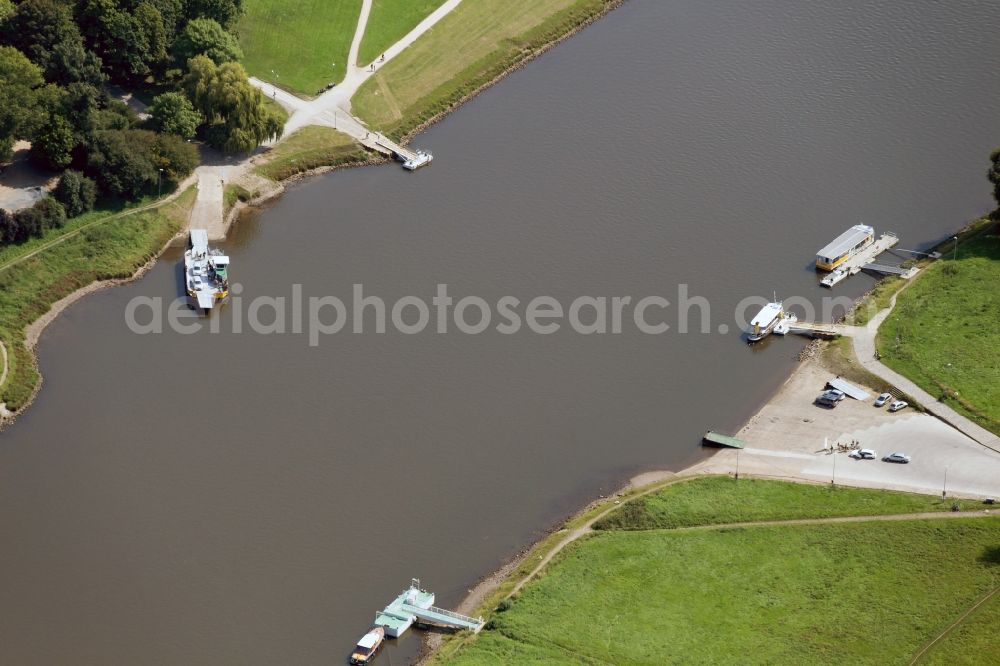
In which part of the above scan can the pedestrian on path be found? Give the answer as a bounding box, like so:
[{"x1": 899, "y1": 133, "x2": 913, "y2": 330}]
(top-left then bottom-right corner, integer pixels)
[{"x1": 380, "y1": 53, "x2": 385, "y2": 62}]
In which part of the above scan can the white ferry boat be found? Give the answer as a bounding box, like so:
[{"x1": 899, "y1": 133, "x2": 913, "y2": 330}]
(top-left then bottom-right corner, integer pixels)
[
  {"x1": 815, "y1": 224, "x2": 874, "y2": 271},
  {"x1": 748, "y1": 301, "x2": 785, "y2": 342},
  {"x1": 402, "y1": 150, "x2": 432, "y2": 170},
  {"x1": 184, "y1": 229, "x2": 230, "y2": 313}
]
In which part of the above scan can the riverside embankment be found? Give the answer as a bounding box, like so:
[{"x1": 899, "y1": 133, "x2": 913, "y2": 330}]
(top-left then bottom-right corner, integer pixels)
[{"x1": 3, "y1": 3, "x2": 1000, "y2": 665}]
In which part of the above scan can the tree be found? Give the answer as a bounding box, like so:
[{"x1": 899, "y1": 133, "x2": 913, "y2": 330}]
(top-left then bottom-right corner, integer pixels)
[
  {"x1": 53, "y1": 170, "x2": 97, "y2": 217},
  {"x1": 77, "y1": 0, "x2": 153, "y2": 80},
  {"x1": 989, "y1": 149, "x2": 1000, "y2": 209},
  {"x1": 135, "y1": 1, "x2": 168, "y2": 68},
  {"x1": 31, "y1": 113, "x2": 75, "y2": 169},
  {"x1": 183, "y1": 56, "x2": 283, "y2": 152},
  {"x1": 32, "y1": 196, "x2": 66, "y2": 230},
  {"x1": 0, "y1": 208, "x2": 15, "y2": 245},
  {"x1": 153, "y1": 132, "x2": 199, "y2": 182},
  {"x1": 12, "y1": 207, "x2": 42, "y2": 242},
  {"x1": 149, "y1": 91, "x2": 202, "y2": 138},
  {"x1": 0, "y1": 46, "x2": 44, "y2": 161},
  {"x1": 185, "y1": 0, "x2": 242, "y2": 30},
  {"x1": 86, "y1": 129, "x2": 198, "y2": 199},
  {"x1": 0, "y1": 0, "x2": 15, "y2": 25},
  {"x1": 173, "y1": 17, "x2": 242, "y2": 65},
  {"x1": 3, "y1": 0, "x2": 103, "y2": 86}
]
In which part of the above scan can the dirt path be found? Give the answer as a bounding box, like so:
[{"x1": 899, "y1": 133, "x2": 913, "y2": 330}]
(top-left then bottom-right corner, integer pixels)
[
  {"x1": 508, "y1": 483, "x2": 997, "y2": 598},
  {"x1": 908, "y1": 583, "x2": 1000, "y2": 664},
  {"x1": 0, "y1": 172, "x2": 197, "y2": 276}
]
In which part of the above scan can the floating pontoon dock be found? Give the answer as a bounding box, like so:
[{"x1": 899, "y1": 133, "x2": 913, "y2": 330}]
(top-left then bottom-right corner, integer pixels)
[
  {"x1": 372, "y1": 579, "x2": 485, "y2": 638},
  {"x1": 819, "y1": 232, "x2": 919, "y2": 288},
  {"x1": 703, "y1": 431, "x2": 746, "y2": 449}
]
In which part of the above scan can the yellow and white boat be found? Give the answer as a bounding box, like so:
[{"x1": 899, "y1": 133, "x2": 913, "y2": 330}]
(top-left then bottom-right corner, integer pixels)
[{"x1": 815, "y1": 224, "x2": 874, "y2": 271}]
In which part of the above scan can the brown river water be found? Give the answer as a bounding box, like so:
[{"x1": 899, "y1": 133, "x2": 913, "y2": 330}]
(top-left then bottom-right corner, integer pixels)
[{"x1": 2, "y1": 1, "x2": 1000, "y2": 663}]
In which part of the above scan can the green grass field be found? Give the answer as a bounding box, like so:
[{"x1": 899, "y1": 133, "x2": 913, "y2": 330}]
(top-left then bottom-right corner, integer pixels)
[
  {"x1": 358, "y1": 0, "x2": 444, "y2": 65},
  {"x1": 878, "y1": 229, "x2": 1000, "y2": 435},
  {"x1": 920, "y1": 588, "x2": 1000, "y2": 665},
  {"x1": 0, "y1": 187, "x2": 195, "y2": 410},
  {"x1": 593, "y1": 477, "x2": 974, "y2": 530},
  {"x1": 253, "y1": 126, "x2": 369, "y2": 181},
  {"x1": 444, "y1": 520, "x2": 1000, "y2": 664},
  {"x1": 239, "y1": 0, "x2": 362, "y2": 96},
  {"x1": 352, "y1": 0, "x2": 610, "y2": 138},
  {"x1": 437, "y1": 478, "x2": 1000, "y2": 664}
]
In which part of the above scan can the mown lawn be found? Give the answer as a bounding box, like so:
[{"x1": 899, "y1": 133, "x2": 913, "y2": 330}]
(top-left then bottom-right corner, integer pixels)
[
  {"x1": 253, "y1": 126, "x2": 370, "y2": 181},
  {"x1": 920, "y1": 586, "x2": 1000, "y2": 665},
  {"x1": 0, "y1": 187, "x2": 195, "y2": 410},
  {"x1": 442, "y1": 519, "x2": 1000, "y2": 665},
  {"x1": 352, "y1": 0, "x2": 610, "y2": 138},
  {"x1": 878, "y1": 230, "x2": 1000, "y2": 435},
  {"x1": 239, "y1": 0, "x2": 362, "y2": 96},
  {"x1": 358, "y1": 0, "x2": 444, "y2": 65},
  {"x1": 593, "y1": 477, "x2": 974, "y2": 530}
]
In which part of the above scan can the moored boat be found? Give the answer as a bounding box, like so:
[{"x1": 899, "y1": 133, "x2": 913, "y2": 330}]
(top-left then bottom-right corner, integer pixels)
[
  {"x1": 184, "y1": 229, "x2": 230, "y2": 314},
  {"x1": 402, "y1": 150, "x2": 433, "y2": 170},
  {"x1": 815, "y1": 224, "x2": 874, "y2": 271},
  {"x1": 747, "y1": 301, "x2": 785, "y2": 342},
  {"x1": 349, "y1": 626, "x2": 385, "y2": 665}
]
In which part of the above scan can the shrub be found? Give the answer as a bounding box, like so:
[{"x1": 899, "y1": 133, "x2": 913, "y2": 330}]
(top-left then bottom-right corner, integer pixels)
[
  {"x1": 32, "y1": 196, "x2": 66, "y2": 230},
  {"x1": 53, "y1": 169, "x2": 97, "y2": 217},
  {"x1": 86, "y1": 129, "x2": 198, "y2": 199},
  {"x1": 149, "y1": 91, "x2": 202, "y2": 138}
]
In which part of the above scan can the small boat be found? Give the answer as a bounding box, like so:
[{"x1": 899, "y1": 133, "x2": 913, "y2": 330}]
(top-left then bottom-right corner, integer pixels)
[
  {"x1": 747, "y1": 301, "x2": 785, "y2": 342},
  {"x1": 820, "y1": 268, "x2": 848, "y2": 288},
  {"x1": 349, "y1": 626, "x2": 385, "y2": 665},
  {"x1": 402, "y1": 150, "x2": 433, "y2": 170}
]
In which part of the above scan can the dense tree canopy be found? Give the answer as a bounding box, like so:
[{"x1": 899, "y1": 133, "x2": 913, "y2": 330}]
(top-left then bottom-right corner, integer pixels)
[
  {"x1": 183, "y1": 56, "x2": 283, "y2": 152},
  {"x1": 149, "y1": 91, "x2": 202, "y2": 138},
  {"x1": 173, "y1": 17, "x2": 242, "y2": 65},
  {"x1": 86, "y1": 129, "x2": 197, "y2": 198},
  {"x1": 53, "y1": 169, "x2": 98, "y2": 217},
  {"x1": 0, "y1": 46, "x2": 46, "y2": 160},
  {"x1": 2, "y1": 0, "x2": 102, "y2": 86},
  {"x1": 185, "y1": 0, "x2": 243, "y2": 29}
]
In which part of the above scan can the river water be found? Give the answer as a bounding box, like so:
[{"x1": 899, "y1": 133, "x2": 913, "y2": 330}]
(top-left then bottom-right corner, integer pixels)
[{"x1": 3, "y1": 1, "x2": 999, "y2": 663}]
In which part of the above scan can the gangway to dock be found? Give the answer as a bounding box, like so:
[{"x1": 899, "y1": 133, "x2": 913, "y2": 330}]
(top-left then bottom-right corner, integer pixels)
[
  {"x1": 861, "y1": 262, "x2": 919, "y2": 278},
  {"x1": 372, "y1": 579, "x2": 485, "y2": 638},
  {"x1": 785, "y1": 321, "x2": 842, "y2": 339}
]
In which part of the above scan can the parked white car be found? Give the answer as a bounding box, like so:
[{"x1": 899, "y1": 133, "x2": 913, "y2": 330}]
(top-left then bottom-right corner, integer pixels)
[
  {"x1": 874, "y1": 393, "x2": 893, "y2": 407},
  {"x1": 849, "y1": 448, "x2": 877, "y2": 460},
  {"x1": 888, "y1": 400, "x2": 909, "y2": 412}
]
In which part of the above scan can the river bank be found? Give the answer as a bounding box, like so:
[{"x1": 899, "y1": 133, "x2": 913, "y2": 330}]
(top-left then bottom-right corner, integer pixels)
[{"x1": 422, "y1": 320, "x2": 1000, "y2": 662}]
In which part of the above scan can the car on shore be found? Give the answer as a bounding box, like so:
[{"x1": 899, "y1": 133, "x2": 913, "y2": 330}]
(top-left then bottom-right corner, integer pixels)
[
  {"x1": 849, "y1": 448, "x2": 877, "y2": 460},
  {"x1": 815, "y1": 394, "x2": 839, "y2": 408},
  {"x1": 823, "y1": 389, "x2": 846, "y2": 402},
  {"x1": 888, "y1": 400, "x2": 909, "y2": 412},
  {"x1": 874, "y1": 392, "x2": 893, "y2": 407},
  {"x1": 883, "y1": 452, "x2": 911, "y2": 464}
]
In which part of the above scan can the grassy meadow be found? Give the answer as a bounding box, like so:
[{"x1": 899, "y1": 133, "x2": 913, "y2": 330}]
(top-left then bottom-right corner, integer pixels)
[
  {"x1": 435, "y1": 477, "x2": 1000, "y2": 665},
  {"x1": 878, "y1": 229, "x2": 1000, "y2": 435},
  {"x1": 352, "y1": 0, "x2": 611, "y2": 138},
  {"x1": 0, "y1": 187, "x2": 196, "y2": 410},
  {"x1": 253, "y1": 126, "x2": 369, "y2": 181},
  {"x1": 593, "y1": 476, "x2": 975, "y2": 530},
  {"x1": 358, "y1": 0, "x2": 444, "y2": 65},
  {"x1": 239, "y1": 0, "x2": 362, "y2": 95}
]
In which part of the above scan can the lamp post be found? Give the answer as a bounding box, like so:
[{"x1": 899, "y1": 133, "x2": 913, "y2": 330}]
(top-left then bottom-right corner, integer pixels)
[
  {"x1": 735, "y1": 448, "x2": 740, "y2": 480},
  {"x1": 943, "y1": 466, "x2": 949, "y2": 498},
  {"x1": 953, "y1": 236, "x2": 959, "y2": 261},
  {"x1": 831, "y1": 451, "x2": 837, "y2": 486},
  {"x1": 157, "y1": 168, "x2": 163, "y2": 198}
]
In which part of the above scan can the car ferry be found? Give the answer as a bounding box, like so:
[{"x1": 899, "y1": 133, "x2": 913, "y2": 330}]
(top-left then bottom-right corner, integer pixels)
[
  {"x1": 748, "y1": 301, "x2": 785, "y2": 342},
  {"x1": 815, "y1": 224, "x2": 874, "y2": 271},
  {"x1": 184, "y1": 229, "x2": 230, "y2": 314}
]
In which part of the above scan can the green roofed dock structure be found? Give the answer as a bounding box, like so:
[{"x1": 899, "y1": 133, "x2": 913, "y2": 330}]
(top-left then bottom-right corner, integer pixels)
[
  {"x1": 371, "y1": 579, "x2": 485, "y2": 639},
  {"x1": 703, "y1": 431, "x2": 747, "y2": 449}
]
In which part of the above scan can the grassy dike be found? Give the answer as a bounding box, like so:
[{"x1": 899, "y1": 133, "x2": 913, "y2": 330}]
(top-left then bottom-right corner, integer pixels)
[
  {"x1": 432, "y1": 476, "x2": 1000, "y2": 665},
  {"x1": 877, "y1": 226, "x2": 1000, "y2": 436},
  {"x1": 352, "y1": 0, "x2": 621, "y2": 140},
  {"x1": 0, "y1": 187, "x2": 197, "y2": 414}
]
